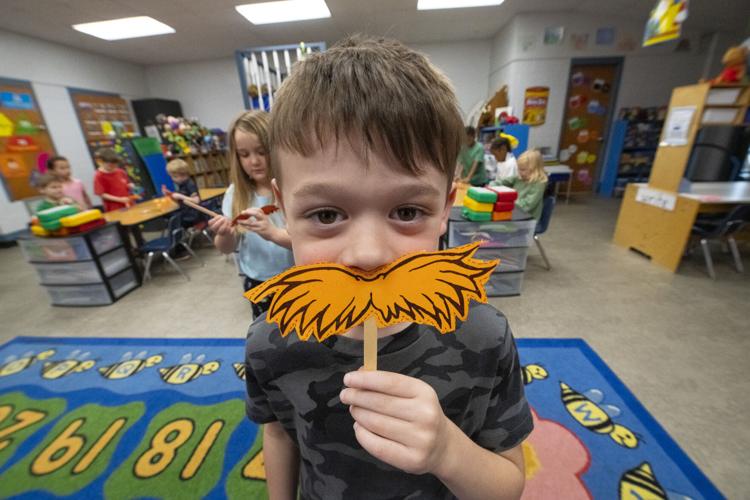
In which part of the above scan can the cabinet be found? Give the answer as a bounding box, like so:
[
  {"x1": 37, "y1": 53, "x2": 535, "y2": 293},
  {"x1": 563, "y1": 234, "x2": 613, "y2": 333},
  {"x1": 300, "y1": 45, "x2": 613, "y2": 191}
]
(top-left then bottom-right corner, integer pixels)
[
  {"x1": 19, "y1": 223, "x2": 141, "y2": 306},
  {"x1": 446, "y1": 207, "x2": 535, "y2": 297}
]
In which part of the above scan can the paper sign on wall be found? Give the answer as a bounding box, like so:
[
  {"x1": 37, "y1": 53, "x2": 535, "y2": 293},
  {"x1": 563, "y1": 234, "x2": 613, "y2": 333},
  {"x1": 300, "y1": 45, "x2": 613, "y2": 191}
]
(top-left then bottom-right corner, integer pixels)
[
  {"x1": 636, "y1": 186, "x2": 677, "y2": 211},
  {"x1": 643, "y1": 0, "x2": 689, "y2": 47}
]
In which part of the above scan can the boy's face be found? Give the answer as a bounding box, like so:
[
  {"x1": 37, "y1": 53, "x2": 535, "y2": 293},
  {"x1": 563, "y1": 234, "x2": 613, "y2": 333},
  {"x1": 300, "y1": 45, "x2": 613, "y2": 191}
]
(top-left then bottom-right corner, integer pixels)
[
  {"x1": 99, "y1": 160, "x2": 119, "y2": 172},
  {"x1": 463, "y1": 134, "x2": 474, "y2": 147},
  {"x1": 41, "y1": 181, "x2": 64, "y2": 201},
  {"x1": 275, "y1": 141, "x2": 456, "y2": 271},
  {"x1": 170, "y1": 172, "x2": 189, "y2": 184},
  {"x1": 491, "y1": 146, "x2": 508, "y2": 162}
]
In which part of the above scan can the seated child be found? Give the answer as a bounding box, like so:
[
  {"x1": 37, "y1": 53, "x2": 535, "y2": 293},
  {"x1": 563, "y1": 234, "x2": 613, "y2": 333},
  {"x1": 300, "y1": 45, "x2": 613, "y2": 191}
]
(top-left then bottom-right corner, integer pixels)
[
  {"x1": 457, "y1": 125, "x2": 488, "y2": 186},
  {"x1": 166, "y1": 159, "x2": 202, "y2": 227},
  {"x1": 245, "y1": 35, "x2": 532, "y2": 500},
  {"x1": 490, "y1": 137, "x2": 518, "y2": 181},
  {"x1": 493, "y1": 149, "x2": 548, "y2": 219},
  {"x1": 93, "y1": 148, "x2": 139, "y2": 212},
  {"x1": 35, "y1": 173, "x2": 78, "y2": 212},
  {"x1": 47, "y1": 156, "x2": 92, "y2": 209}
]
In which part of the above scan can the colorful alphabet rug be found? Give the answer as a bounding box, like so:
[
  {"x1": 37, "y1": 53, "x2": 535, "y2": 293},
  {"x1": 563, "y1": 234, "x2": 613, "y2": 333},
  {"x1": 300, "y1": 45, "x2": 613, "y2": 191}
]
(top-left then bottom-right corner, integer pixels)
[{"x1": 0, "y1": 337, "x2": 721, "y2": 499}]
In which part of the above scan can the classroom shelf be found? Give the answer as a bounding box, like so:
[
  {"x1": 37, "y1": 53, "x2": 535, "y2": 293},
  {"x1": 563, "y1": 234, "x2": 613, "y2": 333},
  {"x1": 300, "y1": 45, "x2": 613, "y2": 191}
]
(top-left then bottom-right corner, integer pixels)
[{"x1": 19, "y1": 223, "x2": 141, "y2": 307}]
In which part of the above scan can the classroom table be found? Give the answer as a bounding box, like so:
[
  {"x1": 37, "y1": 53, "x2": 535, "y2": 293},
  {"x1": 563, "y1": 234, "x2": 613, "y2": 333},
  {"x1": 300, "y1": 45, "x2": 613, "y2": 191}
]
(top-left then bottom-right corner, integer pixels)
[
  {"x1": 198, "y1": 187, "x2": 227, "y2": 201},
  {"x1": 544, "y1": 164, "x2": 573, "y2": 204},
  {"x1": 613, "y1": 182, "x2": 750, "y2": 272}
]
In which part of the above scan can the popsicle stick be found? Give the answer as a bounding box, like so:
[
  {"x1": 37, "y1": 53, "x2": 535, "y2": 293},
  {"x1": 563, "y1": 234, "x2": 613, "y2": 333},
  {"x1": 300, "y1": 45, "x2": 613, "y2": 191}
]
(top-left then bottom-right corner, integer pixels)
[
  {"x1": 170, "y1": 192, "x2": 220, "y2": 218},
  {"x1": 363, "y1": 316, "x2": 378, "y2": 371}
]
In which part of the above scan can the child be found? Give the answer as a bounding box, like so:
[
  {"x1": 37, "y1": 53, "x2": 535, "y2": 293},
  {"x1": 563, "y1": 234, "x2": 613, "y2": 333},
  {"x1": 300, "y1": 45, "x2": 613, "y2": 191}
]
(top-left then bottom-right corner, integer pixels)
[
  {"x1": 35, "y1": 173, "x2": 78, "y2": 212},
  {"x1": 47, "y1": 156, "x2": 92, "y2": 209},
  {"x1": 457, "y1": 125, "x2": 488, "y2": 186},
  {"x1": 493, "y1": 149, "x2": 548, "y2": 219},
  {"x1": 207, "y1": 111, "x2": 294, "y2": 318},
  {"x1": 166, "y1": 159, "x2": 201, "y2": 227},
  {"x1": 245, "y1": 36, "x2": 532, "y2": 500},
  {"x1": 490, "y1": 136, "x2": 518, "y2": 181},
  {"x1": 93, "y1": 148, "x2": 139, "y2": 212}
]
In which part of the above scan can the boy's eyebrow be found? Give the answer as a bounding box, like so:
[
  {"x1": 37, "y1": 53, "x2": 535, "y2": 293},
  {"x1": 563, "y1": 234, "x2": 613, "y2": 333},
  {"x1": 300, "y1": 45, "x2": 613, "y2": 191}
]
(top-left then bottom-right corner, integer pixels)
[{"x1": 293, "y1": 182, "x2": 442, "y2": 200}]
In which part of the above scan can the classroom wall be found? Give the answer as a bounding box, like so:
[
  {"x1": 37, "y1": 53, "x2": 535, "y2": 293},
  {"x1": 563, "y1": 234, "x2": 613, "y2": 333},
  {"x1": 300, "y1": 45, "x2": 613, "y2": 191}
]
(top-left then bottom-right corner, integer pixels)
[
  {"x1": 143, "y1": 40, "x2": 494, "y2": 130},
  {"x1": 0, "y1": 28, "x2": 147, "y2": 235},
  {"x1": 487, "y1": 12, "x2": 742, "y2": 155}
]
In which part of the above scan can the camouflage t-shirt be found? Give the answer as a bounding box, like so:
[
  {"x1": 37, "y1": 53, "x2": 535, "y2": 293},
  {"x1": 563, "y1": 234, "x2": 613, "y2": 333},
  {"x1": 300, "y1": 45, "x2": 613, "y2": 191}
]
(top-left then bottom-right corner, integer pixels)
[{"x1": 244, "y1": 303, "x2": 533, "y2": 500}]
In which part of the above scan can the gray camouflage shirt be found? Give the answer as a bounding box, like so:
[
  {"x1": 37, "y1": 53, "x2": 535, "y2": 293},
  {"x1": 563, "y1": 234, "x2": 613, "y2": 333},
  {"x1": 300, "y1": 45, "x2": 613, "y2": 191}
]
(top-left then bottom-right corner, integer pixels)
[{"x1": 244, "y1": 303, "x2": 533, "y2": 499}]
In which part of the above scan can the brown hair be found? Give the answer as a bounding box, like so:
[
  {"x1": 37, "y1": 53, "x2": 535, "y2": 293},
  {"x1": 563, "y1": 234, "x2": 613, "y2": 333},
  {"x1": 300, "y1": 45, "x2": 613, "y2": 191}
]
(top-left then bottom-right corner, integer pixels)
[
  {"x1": 46, "y1": 156, "x2": 68, "y2": 171},
  {"x1": 37, "y1": 173, "x2": 61, "y2": 189},
  {"x1": 166, "y1": 159, "x2": 190, "y2": 176},
  {"x1": 270, "y1": 35, "x2": 463, "y2": 191},
  {"x1": 227, "y1": 110, "x2": 272, "y2": 219},
  {"x1": 95, "y1": 148, "x2": 121, "y2": 164},
  {"x1": 517, "y1": 150, "x2": 548, "y2": 184}
]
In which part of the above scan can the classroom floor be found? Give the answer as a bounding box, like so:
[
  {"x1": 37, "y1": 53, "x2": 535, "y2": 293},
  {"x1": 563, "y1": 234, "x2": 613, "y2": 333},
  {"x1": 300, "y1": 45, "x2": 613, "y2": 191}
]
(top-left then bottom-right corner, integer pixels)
[{"x1": 1, "y1": 196, "x2": 748, "y2": 497}]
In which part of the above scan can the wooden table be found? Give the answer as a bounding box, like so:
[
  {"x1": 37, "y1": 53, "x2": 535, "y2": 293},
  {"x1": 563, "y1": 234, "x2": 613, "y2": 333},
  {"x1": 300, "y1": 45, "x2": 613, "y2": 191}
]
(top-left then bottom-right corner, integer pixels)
[{"x1": 199, "y1": 187, "x2": 227, "y2": 201}]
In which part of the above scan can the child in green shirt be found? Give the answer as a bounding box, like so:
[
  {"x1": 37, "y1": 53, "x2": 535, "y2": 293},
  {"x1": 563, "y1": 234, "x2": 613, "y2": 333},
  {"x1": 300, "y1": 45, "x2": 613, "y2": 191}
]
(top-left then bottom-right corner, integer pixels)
[
  {"x1": 458, "y1": 126, "x2": 488, "y2": 186},
  {"x1": 493, "y1": 149, "x2": 547, "y2": 219},
  {"x1": 35, "y1": 173, "x2": 79, "y2": 213}
]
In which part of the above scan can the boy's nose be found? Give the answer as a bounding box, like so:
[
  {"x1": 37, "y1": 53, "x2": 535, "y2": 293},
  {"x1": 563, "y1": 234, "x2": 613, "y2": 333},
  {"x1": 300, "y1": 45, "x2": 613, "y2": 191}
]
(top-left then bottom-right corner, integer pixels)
[{"x1": 339, "y1": 222, "x2": 394, "y2": 272}]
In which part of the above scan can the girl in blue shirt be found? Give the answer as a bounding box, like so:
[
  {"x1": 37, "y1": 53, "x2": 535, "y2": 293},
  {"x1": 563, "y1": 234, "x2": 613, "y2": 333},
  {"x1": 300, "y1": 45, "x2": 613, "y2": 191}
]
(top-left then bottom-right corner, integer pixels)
[{"x1": 208, "y1": 111, "x2": 294, "y2": 317}]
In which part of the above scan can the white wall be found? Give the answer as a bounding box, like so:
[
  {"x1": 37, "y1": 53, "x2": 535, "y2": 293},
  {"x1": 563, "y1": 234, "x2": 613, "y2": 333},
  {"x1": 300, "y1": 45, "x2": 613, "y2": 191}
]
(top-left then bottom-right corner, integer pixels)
[
  {"x1": 0, "y1": 29, "x2": 147, "y2": 235},
  {"x1": 144, "y1": 40, "x2": 494, "y2": 131},
  {"x1": 486, "y1": 12, "x2": 741, "y2": 155},
  {"x1": 145, "y1": 57, "x2": 245, "y2": 131}
]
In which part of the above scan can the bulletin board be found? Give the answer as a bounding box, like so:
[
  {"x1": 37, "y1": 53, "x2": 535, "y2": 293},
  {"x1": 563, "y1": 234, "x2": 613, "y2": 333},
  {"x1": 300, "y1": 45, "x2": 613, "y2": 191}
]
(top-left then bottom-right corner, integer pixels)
[{"x1": 0, "y1": 78, "x2": 57, "y2": 201}]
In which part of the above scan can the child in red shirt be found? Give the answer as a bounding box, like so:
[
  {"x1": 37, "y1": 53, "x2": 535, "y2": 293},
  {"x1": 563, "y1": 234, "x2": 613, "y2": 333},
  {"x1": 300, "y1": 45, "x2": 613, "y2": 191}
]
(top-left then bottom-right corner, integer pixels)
[{"x1": 93, "y1": 148, "x2": 139, "y2": 211}]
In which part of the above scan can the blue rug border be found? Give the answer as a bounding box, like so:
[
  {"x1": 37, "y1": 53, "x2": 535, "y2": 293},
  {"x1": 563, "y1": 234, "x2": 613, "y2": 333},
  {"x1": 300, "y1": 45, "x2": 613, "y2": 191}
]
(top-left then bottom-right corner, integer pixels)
[
  {"x1": 516, "y1": 338, "x2": 722, "y2": 498},
  {"x1": 3, "y1": 336, "x2": 723, "y2": 497}
]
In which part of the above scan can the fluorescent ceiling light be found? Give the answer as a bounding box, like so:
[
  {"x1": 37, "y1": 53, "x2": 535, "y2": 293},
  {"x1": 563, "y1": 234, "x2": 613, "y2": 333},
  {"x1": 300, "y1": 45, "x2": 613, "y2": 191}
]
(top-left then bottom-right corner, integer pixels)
[
  {"x1": 73, "y1": 16, "x2": 175, "y2": 41},
  {"x1": 235, "y1": 0, "x2": 331, "y2": 25},
  {"x1": 418, "y1": 0, "x2": 505, "y2": 10}
]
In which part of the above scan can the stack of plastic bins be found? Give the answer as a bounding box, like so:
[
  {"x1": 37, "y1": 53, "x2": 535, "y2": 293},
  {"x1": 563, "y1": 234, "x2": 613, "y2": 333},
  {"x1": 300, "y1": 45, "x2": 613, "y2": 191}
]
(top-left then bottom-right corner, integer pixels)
[{"x1": 18, "y1": 223, "x2": 141, "y2": 306}]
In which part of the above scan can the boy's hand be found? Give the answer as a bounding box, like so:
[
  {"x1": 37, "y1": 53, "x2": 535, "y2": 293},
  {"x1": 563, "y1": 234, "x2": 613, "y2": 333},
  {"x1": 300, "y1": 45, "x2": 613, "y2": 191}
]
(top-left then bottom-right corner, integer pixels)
[
  {"x1": 340, "y1": 370, "x2": 452, "y2": 475},
  {"x1": 208, "y1": 215, "x2": 232, "y2": 236}
]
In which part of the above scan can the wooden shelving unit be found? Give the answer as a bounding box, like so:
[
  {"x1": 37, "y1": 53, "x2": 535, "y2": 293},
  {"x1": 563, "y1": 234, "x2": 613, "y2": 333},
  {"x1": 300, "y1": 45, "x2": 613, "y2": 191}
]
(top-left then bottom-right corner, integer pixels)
[{"x1": 174, "y1": 150, "x2": 230, "y2": 188}]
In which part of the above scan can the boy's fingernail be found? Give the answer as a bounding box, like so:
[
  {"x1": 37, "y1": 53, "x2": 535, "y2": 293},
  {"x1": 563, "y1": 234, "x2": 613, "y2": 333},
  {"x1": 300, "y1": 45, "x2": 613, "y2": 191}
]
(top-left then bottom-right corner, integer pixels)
[{"x1": 343, "y1": 373, "x2": 352, "y2": 385}]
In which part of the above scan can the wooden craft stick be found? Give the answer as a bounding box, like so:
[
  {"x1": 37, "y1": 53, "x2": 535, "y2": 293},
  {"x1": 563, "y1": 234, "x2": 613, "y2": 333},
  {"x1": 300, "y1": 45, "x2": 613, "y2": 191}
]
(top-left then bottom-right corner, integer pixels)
[
  {"x1": 363, "y1": 316, "x2": 378, "y2": 371},
  {"x1": 170, "y1": 192, "x2": 221, "y2": 218}
]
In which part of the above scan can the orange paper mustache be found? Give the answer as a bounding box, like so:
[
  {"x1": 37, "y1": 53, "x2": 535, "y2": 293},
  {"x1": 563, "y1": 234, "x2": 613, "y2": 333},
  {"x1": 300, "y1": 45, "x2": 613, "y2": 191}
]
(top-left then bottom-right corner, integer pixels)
[{"x1": 244, "y1": 242, "x2": 498, "y2": 341}]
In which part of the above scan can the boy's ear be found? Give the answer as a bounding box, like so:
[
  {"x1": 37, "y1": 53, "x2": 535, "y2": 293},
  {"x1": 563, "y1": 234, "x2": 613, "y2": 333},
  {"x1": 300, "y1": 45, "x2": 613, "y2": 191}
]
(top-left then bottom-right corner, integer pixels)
[
  {"x1": 271, "y1": 178, "x2": 285, "y2": 214},
  {"x1": 439, "y1": 182, "x2": 457, "y2": 235}
]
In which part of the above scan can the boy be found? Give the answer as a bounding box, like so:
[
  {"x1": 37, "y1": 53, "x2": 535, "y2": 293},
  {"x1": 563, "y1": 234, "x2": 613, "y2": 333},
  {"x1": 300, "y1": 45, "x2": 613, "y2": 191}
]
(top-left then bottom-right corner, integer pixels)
[
  {"x1": 245, "y1": 36, "x2": 532, "y2": 500},
  {"x1": 93, "y1": 148, "x2": 138, "y2": 211},
  {"x1": 166, "y1": 158, "x2": 201, "y2": 227},
  {"x1": 35, "y1": 173, "x2": 78, "y2": 212},
  {"x1": 458, "y1": 126, "x2": 488, "y2": 187},
  {"x1": 490, "y1": 136, "x2": 518, "y2": 181}
]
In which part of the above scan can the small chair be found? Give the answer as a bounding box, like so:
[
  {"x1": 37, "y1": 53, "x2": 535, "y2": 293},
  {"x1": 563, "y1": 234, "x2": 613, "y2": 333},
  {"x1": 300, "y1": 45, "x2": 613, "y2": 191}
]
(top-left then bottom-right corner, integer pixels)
[
  {"x1": 689, "y1": 205, "x2": 750, "y2": 279},
  {"x1": 187, "y1": 220, "x2": 213, "y2": 248},
  {"x1": 533, "y1": 196, "x2": 556, "y2": 270},
  {"x1": 140, "y1": 214, "x2": 203, "y2": 282}
]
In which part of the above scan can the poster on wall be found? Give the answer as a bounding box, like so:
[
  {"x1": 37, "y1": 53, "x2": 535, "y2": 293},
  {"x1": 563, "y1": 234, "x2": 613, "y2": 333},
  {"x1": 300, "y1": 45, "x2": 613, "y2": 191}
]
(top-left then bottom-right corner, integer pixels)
[
  {"x1": 522, "y1": 87, "x2": 550, "y2": 126},
  {"x1": 642, "y1": 0, "x2": 689, "y2": 47},
  {"x1": 544, "y1": 26, "x2": 565, "y2": 46},
  {"x1": 0, "y1": 78, "x2": 56, "y2": 201},
  {"x1": 68, "y1": 89, "x2": 151, "y2": 197}
]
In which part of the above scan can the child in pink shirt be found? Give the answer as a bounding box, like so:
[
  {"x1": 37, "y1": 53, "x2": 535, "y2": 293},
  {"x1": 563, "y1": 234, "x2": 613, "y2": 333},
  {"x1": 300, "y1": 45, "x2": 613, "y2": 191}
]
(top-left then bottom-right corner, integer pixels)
[{"x1": 47, "y1": 156, "x2": 92, "y2": 209}]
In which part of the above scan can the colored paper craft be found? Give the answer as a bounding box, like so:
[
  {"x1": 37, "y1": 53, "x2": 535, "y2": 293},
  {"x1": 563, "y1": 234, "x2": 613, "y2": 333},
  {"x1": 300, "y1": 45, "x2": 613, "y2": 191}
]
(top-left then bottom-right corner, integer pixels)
[
  {"x1": 0, "y1": 91, "x2": 33, "y2": 110},
  {"x1": 245, "y1": 242, "x2": 497, "y2": 354},
  {"x1": 15, "y1": 118, "x2": 38, "y2": 134},
  {"x1": 0, "y1": 113, "x2": 14, "y2": 137},
  {"x1": 0, "y1": 154, "x2": 28, "y2": 179},
  {"x1": 643, "y1": 0, "x2": 688, "y2": 47},
  {"x1": 7, "y1": 136, "x2": 38, "y2": 152}
]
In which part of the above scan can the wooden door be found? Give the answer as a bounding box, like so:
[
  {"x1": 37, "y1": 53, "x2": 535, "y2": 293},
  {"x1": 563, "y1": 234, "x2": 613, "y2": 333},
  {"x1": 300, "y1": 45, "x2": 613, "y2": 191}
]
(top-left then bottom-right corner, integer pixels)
[{"x1": 558, "y1": 59, "x2": 622, "y2": 194}]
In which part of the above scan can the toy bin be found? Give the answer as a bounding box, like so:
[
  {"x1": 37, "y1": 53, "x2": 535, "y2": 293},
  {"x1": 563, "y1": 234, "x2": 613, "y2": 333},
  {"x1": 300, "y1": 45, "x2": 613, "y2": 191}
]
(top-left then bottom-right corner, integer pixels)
[
  {"x1": 448, "y1": 219, "x2": 537, "y2": 248},
  {"x1": 484, "y1": 271, "x2": 524, "y2": 297},
  {"x1": 19, "y1": 223, "x2": 140, "y2": 307},
  {"x1": 474, "y1": 247, "x2": 529, "y2": 273}
]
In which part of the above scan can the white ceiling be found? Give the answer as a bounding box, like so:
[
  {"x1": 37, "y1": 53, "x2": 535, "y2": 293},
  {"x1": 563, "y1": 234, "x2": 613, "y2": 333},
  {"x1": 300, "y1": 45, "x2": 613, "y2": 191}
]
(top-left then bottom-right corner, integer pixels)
[{"x1": 1, "y1": 0, "x2": 748, "y2": 65}]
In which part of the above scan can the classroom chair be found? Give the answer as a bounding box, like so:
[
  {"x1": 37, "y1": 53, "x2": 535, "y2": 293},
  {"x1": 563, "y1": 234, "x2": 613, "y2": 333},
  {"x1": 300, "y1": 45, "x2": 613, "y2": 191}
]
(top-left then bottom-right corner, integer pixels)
[
  {"x1": 533, "y1": 196, "x2": 556, "y2": 270},
  {"x1": 140, "y1": 214, "x2": 203, "y2": 282},
  {"x1": 689, "y1": 205, "x2": 750, "y2": 279},
  {"x1": 187, "y1": 220, "x2": 213, "y2": 248}
]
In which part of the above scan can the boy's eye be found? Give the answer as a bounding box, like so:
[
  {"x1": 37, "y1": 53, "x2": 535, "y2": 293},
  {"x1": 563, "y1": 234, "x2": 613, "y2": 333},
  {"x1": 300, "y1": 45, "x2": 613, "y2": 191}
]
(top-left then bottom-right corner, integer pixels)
[
  {"x1": 392, "y1": 206, "x2": 423, "y2": 222},
  {"x1": 312, "y1": 209, "x2": 342, "y2": 225}
]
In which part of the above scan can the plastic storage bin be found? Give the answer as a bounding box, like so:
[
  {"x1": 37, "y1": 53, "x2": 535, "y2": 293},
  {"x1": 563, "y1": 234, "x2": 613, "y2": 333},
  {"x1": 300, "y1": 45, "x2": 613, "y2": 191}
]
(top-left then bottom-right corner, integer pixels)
[
  {"x1": 475, "y1": 247, "x2": 529, "y2": 273},
  {"x1": 46, "y1": 284, "x2": 113, "y2": 306},
  {"x1": 34, "y1": 261, "x2": 102, "y2": 285},
  {"x1": 89, "y1": 225, "x2": 121, "y2": 255},
  {"x1": 484, "y1": 271, "x2": 524, "y2": 297},
  {"x1": 110, "y1": 269, "x2": 138, "y2": 298},
  {"x1": 100, "y1": 248, "x2": 130, "y2": 277},
  {"x1": 449, "y1": 219, "x2": 537, "y2": 249},
  {"x1": 19, "y1": 237, "x2": 91, "y2": 262}
]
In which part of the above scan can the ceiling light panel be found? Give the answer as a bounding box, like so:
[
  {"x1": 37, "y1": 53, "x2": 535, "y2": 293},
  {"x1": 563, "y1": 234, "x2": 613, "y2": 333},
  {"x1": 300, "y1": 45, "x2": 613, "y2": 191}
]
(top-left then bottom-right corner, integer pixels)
[
  {"x1": 73, "y1": 16, "x2": 175, "y2": 41},
  {"x1": 417, "y1": 0, "x2": 505, "y2": 10},
  {"x1": 235, "y1": 0, "x2": 331, "y2": 25}
]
